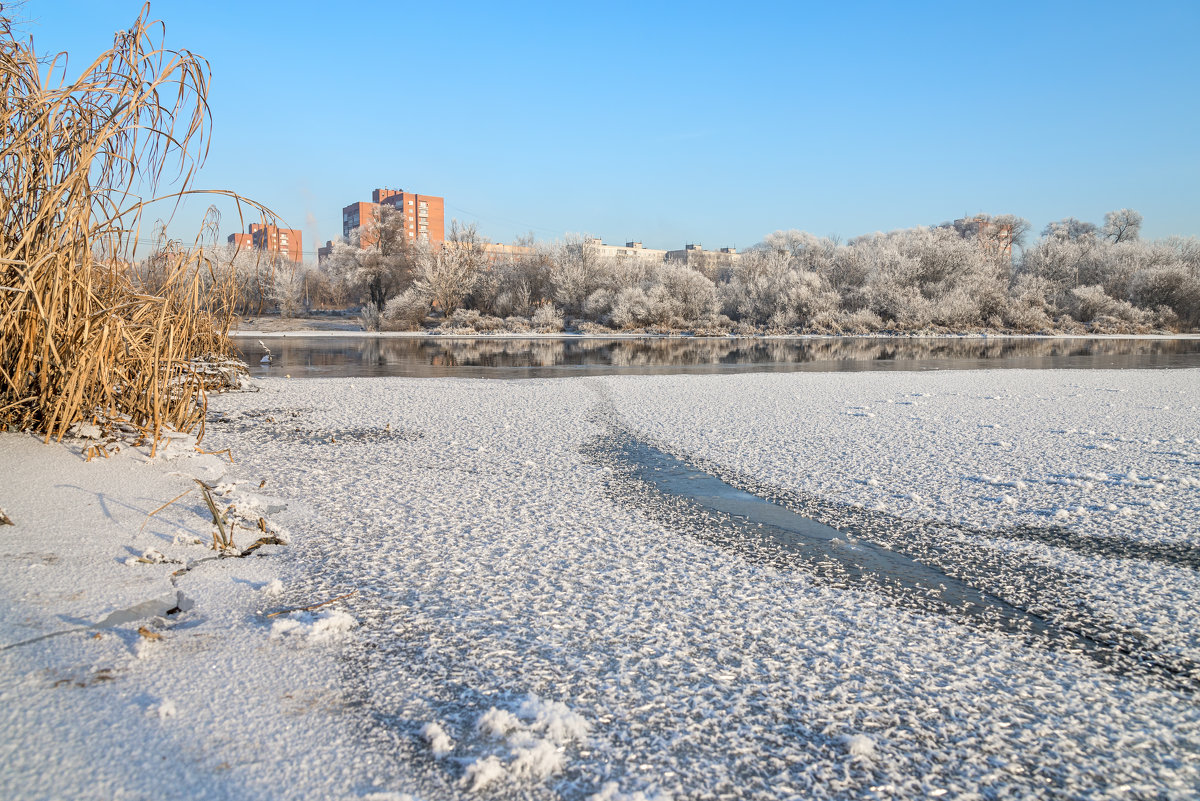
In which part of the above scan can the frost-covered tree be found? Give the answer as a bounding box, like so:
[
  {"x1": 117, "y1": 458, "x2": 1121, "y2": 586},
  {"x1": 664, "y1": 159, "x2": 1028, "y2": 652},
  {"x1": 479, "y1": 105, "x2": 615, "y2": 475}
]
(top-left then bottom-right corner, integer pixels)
[
  {"x1": 412, "y1": 220, "x2": 488, "y2": 317},
  {"x1": 476, "y1": 238, "x2": 556, "y2": 318},
  {"x1": 269, "y1": 260, "x2": 309, "y2": 317},
  {"x1": 1102, "y1": 208, "x2": 1143, "y2": 243},
  {"x1": 1043, "y1": 217, "x2": 1098, "y2": 242},
  {"x1": 325, "y1": 205, "x2": 415, "y2": 310},
  {"x1": 848, "y1": 227, "x2": 1007, "y2": 328},
  {"x1": 298, "y1": 264, "x2": 350, "y2": 310},
  {"x1": 1017, "y1": 235, "x2": 1093, "y2": 301},
  {"x1": 944, "y1": 214, "x2": 1030, "y2": 255},
  {"x1": 194, "y1": 241, "x2": 279, "y2": 315},
  {"x1": 551, "y1": 234, "x2": 611, "y2": 315},
  {"x1": 722, "y1": 249, "x2": 837, "y2": 327},
  {"x1": 603, "y1": 263, "x2": 718, "y2": 329}
]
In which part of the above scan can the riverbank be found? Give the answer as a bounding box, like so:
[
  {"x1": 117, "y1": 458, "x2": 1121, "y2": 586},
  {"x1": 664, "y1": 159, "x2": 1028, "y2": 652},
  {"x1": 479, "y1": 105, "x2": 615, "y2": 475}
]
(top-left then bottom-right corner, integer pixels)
[{"x1": 2, "y1": 368, "x2": 1198, "y2": 799}]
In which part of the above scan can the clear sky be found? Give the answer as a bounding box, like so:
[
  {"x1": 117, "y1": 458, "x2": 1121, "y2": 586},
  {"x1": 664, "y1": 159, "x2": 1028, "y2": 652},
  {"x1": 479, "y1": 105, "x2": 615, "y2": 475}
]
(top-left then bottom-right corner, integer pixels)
[{"x1": 13, "y1": 0, "x2": 1200, "y2": 258}]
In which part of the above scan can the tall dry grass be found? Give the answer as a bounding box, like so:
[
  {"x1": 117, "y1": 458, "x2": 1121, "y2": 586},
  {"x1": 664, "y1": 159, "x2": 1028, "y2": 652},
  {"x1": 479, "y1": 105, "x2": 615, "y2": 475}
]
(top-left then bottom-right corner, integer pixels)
[{"x1": 0, "y1": 3, "x2": 270, "y2": 451}]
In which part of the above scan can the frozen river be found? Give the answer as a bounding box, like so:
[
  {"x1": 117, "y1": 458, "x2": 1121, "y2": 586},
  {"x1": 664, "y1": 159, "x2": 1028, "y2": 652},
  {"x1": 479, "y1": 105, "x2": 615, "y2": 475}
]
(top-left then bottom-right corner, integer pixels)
[{"x1": 196, "y1": 366, "x2": 1200, "y2": 799}]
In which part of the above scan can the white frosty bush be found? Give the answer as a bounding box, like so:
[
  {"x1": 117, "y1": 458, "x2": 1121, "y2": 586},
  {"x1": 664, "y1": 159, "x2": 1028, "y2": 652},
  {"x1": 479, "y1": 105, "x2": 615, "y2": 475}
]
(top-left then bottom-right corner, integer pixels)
[
  {"x1": 834, "y1": 308, "x2": 884, "y2": 334},
  {"x1": 1066, "y1": 284, "x2": 1149, "y2": 326},
  {"x1": 358, "y1": 302, "x2": 382, "y2": 332},
  {"x1": 582, "y1": 288, "x2": 615, "y2": 321},
  {"x1": 439, "y1": 308, "x2": 507, "y2": 333},
  {"x1": 531, "y1": 302, "x2": 565, "y2": 332},
  {"x1": 383, "y1": 288, "x2": 430, "y2": 331},
  {"x1": 1129, "y1": 263, "x2": 1200, "y2": 328},
  {"x1": 609, "y1": 286, "x2": 651, "y2": 329}
]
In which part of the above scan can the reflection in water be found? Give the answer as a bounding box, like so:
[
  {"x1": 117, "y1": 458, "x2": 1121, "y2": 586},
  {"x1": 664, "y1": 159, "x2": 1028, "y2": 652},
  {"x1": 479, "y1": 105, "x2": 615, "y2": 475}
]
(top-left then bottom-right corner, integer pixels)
[{"x1": 234, "y1": 336, "x2": 1200, "y2": 379}]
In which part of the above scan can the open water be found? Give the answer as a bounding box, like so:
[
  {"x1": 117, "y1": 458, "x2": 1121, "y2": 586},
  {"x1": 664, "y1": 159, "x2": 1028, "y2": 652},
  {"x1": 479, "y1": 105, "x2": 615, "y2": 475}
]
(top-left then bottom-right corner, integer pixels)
[{"x1": 235, "y1": 335, "x2": 1200, "y2": 379}]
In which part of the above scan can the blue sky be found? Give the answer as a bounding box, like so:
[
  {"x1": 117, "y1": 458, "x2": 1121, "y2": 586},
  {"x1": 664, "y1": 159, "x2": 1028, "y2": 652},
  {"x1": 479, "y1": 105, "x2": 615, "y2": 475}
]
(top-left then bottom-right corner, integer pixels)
[{"x1": 15, "y1": 0, "x2": 1200, "y2": 258}]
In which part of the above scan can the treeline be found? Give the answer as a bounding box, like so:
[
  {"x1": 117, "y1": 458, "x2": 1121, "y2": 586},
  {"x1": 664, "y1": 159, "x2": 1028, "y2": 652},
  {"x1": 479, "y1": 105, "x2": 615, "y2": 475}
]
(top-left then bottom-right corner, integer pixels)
[{"x1": 158, "y1": 207, "x2": 1200, "y2": 334}]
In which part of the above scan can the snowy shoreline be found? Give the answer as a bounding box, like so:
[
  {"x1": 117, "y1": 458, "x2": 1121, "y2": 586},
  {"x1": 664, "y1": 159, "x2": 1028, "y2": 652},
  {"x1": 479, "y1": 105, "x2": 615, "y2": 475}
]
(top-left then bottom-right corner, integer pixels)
[{"x1": 3, "y1": 368, "x2": 1199, "y2": 799}]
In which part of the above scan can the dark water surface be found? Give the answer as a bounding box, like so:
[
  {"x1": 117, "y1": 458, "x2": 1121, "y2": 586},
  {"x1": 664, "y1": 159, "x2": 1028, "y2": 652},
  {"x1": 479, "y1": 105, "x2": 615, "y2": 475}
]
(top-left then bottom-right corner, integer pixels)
[{"x1": 236, "y1": 335, "x2": 1200, "y2": 379}]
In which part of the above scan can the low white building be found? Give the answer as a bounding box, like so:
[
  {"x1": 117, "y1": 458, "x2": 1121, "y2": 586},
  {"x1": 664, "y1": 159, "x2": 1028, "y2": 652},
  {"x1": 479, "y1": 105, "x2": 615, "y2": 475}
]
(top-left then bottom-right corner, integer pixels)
[
  {"x1": 583, "y1": 238, "x2": 669, "y2": 263},
  {"x1": 582, "y1": 238, "x2": 741, "y2": 271}
]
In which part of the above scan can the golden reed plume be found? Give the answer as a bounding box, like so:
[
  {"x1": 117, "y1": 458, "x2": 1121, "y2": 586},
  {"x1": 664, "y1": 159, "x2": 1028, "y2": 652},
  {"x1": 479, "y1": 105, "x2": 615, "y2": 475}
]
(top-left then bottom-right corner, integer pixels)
[{"x1": 1, "y1": 3, "x2": 273, "y2": 453}]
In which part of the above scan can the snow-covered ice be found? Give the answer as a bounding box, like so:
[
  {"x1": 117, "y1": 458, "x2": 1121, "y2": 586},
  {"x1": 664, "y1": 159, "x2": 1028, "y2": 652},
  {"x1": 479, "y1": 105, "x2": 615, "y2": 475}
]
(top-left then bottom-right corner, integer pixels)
[{"x1": 2, "y1": 366, "x2": 1198, "y2": 799}]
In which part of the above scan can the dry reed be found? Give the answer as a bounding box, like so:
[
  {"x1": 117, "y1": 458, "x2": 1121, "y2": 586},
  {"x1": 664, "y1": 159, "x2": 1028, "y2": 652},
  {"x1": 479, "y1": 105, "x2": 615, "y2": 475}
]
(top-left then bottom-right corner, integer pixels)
[{"x1": 0, "y1": 3, "x2": 272, "y2": 452}]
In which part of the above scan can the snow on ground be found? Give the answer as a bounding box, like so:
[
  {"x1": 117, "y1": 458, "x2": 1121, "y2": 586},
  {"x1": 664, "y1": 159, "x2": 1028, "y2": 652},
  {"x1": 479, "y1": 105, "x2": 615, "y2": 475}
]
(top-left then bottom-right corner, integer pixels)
[
  {"x1": 0, "y1": 433, "x2": 393, "y2": 800},
  {"x1": 3, "y1": 367, "x2": 1199, "y2": 799}
]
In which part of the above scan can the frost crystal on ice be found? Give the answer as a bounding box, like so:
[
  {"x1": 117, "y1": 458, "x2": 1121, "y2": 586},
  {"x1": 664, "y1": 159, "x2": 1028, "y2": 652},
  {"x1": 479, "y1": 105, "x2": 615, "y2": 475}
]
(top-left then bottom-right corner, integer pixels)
[
  {"x1": 269, "y1": 610, "x2": 357, "y2": 645},
  {"x1": 843, "y1": 733, "x2": 876, "y2": 757},
  {"x1": 516, "y1": 695, "x2": 589, "y2": 744},
  {"x1": 476, "y1": 707, "x2": 521, "y2": 738},
  {"x1": 460, "y1": 754, "x2": 506, "y2": 792},
  {"x1": 591, "y1": 782, "x2": 674, "y2": 801},
  {"x1": 507, "y1": 739, "x2": 564, "y2": 780},
  {"x1": 151, "y1": 699, "x2": 177, "y2": 720},
  {"x1": 421, "y1": 721, "x2": 454, "y2": 757}
]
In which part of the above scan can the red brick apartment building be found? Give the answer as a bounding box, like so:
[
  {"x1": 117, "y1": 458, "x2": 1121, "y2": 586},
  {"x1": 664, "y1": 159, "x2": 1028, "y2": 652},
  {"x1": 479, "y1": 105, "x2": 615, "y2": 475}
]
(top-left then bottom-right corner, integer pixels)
[
  {"x1": 337, "y1": 188, "x2": 446, "y2": 250},
  {"x1": 227, "y1": 223, "x2": 302, "y2": 263}
]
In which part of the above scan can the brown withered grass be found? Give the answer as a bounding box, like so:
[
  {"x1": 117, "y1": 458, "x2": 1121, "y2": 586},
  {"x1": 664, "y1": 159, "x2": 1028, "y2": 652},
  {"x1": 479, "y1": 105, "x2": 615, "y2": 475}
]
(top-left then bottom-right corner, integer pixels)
[{"x1": 0, "y1": 3, "x2": 271, "y2": 452}]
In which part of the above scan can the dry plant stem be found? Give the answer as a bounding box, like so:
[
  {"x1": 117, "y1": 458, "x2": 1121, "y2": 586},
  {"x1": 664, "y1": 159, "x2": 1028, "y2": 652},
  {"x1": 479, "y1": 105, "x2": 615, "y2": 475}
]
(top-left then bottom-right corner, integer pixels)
[
  {"x1": 0, "y1": 4, "x2": 275, "y2": 444},
  {"x1": 265, "y1": 590, "x2": 358, "y2": 619},
  {"x1": 138, "y1": 487, "x2": 194, "y2": 535},
  {"x1": 195, "y1": 446, "x2": 234, "y2": 462},
  {"x1": 193, "y1": 478, "x2": 232, "y2": 549},
  {"x1": 238, "y1": 535, "x2": 285, "y2": 557}
]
